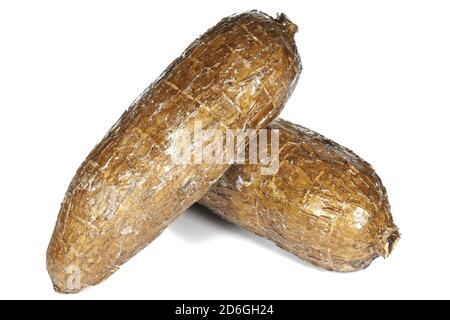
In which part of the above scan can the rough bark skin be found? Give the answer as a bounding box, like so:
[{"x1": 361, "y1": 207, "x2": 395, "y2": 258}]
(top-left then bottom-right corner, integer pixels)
[
  {"x1": 199, "y1": 119, "x2": 399, "y2": 272},
  {"x1": 47, "y1": 11, "x2": 301, "y2": 293}
]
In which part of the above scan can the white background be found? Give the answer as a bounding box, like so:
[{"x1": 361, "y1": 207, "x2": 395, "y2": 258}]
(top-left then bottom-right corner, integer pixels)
[{"x1": 1, "y1": 0, "x2": 449, "y2": 300}]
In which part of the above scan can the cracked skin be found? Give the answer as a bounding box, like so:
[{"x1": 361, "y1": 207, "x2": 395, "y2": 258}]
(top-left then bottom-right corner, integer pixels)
[
  {"x1": 46, "y1": 11, "x2": 301, "y2": 293},
  {"x1": 199, "y1": 119, "x2": 400, "y2": 272}
]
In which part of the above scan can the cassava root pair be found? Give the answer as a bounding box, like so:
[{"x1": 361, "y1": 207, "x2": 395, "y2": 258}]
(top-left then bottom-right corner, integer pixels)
[{"x1": 47, "y1": 10, "x2": 399, "y2": 293}]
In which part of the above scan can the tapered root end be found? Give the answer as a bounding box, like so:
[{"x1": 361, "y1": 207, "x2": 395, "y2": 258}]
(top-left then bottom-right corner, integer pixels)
[
  {"x1": 375, "y1": 227, "x2": 400, "y2": 258},
  {"x1": 276, "y1": 13, "x2": 298, "y2": 37},
  {"x1": 52, "y1": 283, "x2": 76, "y2": 294},
  {"x1": 47, "y1": 256, "x2": 84, "y2": 294},
  {"x1": 48, "y1": 269, "x2": 84, "y2": 294}
]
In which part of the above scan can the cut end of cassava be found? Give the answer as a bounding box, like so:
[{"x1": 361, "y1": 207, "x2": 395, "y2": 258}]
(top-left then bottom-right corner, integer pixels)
[
  {"x1": 52, "y1": 283, "x2": 80, "y2": 295},
  {"x1": 375, "y1": 227, "x2": 400, "y2": 258},
  {"x1": 276, "y1": 13, "x2": 298, "y2": 37},
  {"x1": 47, "y1": 266, "x2": 84, "y2": 294},
  {"x1": 47, "y1": 254, "x2": 88, "y2": 294},
  {"x1": 47, "y1": 257, "x2": 115, "y2": 294},
  {"x1": 49, "y1": 277, "x2": 84, "y2": 294}
]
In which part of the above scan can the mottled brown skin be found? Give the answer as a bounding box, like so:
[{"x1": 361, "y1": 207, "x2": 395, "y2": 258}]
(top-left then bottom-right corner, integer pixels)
[
  {"x1": 199, "y1": 119, "x2": 399, "y2": 272},
  {"x1": 47, "y1": 11, "x2": 301, "y2": 293}
]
